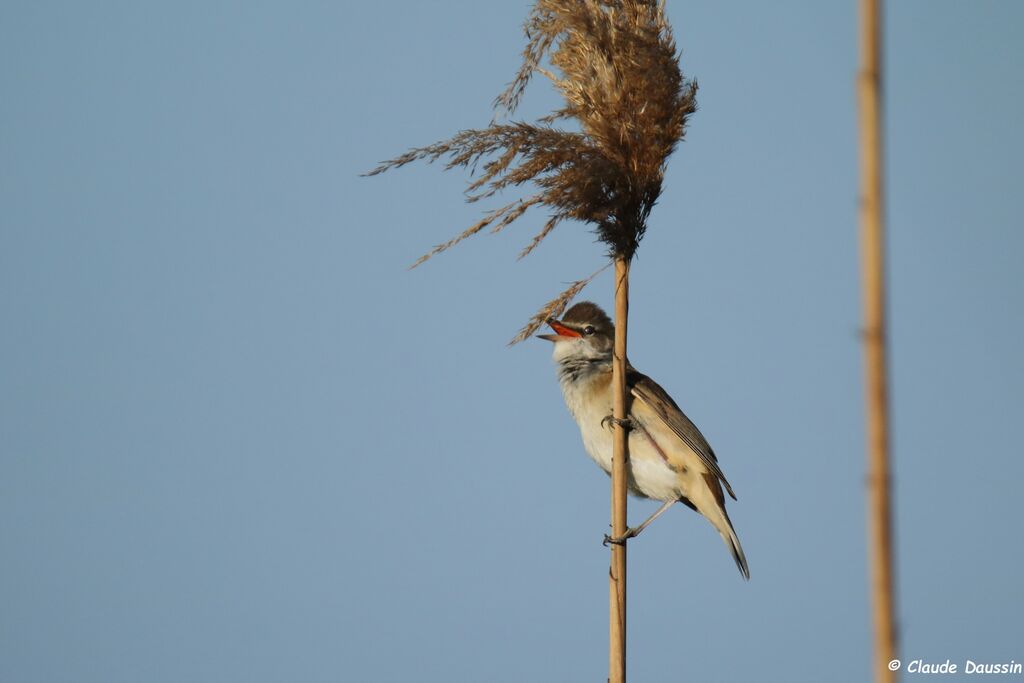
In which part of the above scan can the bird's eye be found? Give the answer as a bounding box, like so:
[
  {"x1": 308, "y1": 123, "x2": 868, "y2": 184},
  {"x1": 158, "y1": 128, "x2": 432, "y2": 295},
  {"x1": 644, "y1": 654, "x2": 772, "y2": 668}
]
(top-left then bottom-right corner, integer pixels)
[{"x1": 583, "y1": 325, "x2": 596, "y2": 336}]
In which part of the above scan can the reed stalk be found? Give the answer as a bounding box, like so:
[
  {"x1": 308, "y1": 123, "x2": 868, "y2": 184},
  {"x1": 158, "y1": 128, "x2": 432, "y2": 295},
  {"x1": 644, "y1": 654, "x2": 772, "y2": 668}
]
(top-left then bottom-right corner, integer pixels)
[
  {"x1": 368, "y1": 4, "x2": 697, "y2": 680},
  {"x1": 609, "y1": 256, "x2": 630, "y2": 683},
  {"x1": 857, "y1": 0, "x2": 898, "y2": 680}
]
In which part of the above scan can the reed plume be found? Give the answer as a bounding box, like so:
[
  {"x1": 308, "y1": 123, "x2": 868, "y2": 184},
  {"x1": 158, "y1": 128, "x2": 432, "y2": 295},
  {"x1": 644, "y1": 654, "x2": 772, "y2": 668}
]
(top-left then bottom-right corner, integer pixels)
[{"x1": 367, "y1": 0, "x2": 697, "y2": 341}]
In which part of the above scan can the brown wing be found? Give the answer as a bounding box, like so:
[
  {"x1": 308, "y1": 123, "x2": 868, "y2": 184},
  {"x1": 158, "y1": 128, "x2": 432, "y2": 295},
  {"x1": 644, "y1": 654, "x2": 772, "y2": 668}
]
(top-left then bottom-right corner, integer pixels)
[{"x1": 628, "y1": 367, "x2": 737, "y2": 500}]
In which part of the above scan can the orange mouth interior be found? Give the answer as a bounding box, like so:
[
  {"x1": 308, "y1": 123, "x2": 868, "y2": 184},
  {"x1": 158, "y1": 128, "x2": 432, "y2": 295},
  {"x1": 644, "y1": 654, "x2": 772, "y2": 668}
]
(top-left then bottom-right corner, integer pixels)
[{"x1": 548, "y1": 321, "x2": 581, "y2": 338}]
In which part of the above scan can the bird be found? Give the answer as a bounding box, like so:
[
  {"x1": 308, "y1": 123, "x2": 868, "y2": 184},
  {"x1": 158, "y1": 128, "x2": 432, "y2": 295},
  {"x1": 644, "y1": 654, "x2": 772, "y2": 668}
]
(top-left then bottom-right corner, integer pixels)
[{"x1": 538, "y1": 301, "x2": 749, "y2": 579}]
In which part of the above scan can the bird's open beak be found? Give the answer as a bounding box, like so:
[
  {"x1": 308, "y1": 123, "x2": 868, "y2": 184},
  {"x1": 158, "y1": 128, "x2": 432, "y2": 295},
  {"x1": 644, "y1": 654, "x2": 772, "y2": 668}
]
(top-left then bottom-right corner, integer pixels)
[{"x1": 537, "y1": 318, "x2": 582, "y2": 342}]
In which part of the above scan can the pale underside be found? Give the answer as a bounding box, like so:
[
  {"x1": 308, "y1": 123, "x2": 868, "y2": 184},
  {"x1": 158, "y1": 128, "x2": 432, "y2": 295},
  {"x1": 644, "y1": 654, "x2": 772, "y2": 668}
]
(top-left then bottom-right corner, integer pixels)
[{"x1": 564, "y1": 367, "x2": 715, "y2": 504}]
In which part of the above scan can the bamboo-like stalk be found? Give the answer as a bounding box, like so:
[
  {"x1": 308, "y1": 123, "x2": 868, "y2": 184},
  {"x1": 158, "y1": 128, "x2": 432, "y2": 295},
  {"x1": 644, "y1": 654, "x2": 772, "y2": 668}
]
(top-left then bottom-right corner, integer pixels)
[
  {"x1": 609, "y1": 256, "x2": 630, "y2": 683},
  {"x1": 857, "y1": 1, "x2": 898, "y2": 681},
  {"x1": 368, "y1": 5, "x2": 697, "y2": 680}
]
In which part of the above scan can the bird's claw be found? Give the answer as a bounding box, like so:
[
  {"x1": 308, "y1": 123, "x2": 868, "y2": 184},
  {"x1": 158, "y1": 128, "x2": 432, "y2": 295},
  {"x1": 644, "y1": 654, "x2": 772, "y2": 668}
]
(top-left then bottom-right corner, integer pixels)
[
  {"x1": 601, "y1": 415, "x2": 634, "y2": 431},
  {"x1": 602, "y1": 528, "x2": 639, "y2": 546}
]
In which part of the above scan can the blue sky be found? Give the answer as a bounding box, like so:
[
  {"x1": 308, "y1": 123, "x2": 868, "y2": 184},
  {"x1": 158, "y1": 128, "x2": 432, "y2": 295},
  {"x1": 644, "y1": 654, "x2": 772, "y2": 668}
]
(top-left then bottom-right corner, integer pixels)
[{"x1": 2, "y1": 2, "x2": 1022, "y2": 681}]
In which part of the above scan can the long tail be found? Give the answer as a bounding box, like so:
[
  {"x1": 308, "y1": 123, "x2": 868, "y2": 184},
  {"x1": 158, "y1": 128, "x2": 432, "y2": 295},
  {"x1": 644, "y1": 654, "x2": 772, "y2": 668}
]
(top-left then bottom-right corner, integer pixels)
[
  {"x1": 695, "y1": 474, "x2": 750, "y2": 580},
  {"x1": 717, "y1": 507, "x2": 750, "y2": 580}
]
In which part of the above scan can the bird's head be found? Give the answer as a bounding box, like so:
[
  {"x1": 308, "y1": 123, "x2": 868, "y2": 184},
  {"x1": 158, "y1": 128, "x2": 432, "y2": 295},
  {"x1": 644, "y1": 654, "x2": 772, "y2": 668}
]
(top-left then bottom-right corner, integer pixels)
[{"x1": 537, "y1": 301, "x2": 614, "y2": 363}]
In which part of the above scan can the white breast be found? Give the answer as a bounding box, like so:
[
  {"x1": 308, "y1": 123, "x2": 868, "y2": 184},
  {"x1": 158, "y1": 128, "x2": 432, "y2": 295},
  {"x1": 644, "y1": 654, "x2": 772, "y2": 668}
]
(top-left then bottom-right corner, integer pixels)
[{"x1": 557, "y1": 369, "x2": 682, "y2": 501}]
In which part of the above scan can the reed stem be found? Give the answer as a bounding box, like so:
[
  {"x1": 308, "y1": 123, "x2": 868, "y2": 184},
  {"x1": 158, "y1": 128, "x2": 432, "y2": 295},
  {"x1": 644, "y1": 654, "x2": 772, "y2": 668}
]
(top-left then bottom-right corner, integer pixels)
[
  {"x1": 609, "y1": 256, "x2": 630, "y2": 683},
  {"x1": 857, "y1": 0, "x2": 898, "y2": 680}
]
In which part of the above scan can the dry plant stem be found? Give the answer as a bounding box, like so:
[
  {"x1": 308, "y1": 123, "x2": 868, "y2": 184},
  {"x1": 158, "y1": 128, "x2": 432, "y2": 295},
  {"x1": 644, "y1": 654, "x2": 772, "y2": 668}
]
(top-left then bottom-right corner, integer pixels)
[
  {"x1": 858, "y1": 1, "x2": 898, "y2": 681},
  {"x1": 609, "y1": 256, "x2": 630, "y2": 683},
  {"x1": 370, "y1": 6, "x2": 698, "y2": 679}
]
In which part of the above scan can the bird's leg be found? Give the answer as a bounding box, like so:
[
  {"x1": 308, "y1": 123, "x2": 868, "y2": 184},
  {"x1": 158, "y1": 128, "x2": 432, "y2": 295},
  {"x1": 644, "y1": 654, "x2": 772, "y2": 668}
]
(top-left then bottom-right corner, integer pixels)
[{"x1": 603, "y1": 499, "x2": 676, "y2": 546}]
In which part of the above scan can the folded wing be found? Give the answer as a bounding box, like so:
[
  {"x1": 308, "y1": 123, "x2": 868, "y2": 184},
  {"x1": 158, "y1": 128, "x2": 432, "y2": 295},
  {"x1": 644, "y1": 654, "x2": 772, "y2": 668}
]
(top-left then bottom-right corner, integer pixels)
[{"x1": 628, "y1": 368, "x2": 737, "y2": 500}]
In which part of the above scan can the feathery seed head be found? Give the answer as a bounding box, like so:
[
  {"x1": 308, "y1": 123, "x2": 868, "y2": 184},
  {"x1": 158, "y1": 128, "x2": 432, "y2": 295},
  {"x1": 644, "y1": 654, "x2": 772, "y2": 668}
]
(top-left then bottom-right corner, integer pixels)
[{"x1": 368, "y1": 0, "x2": 696, "y2": 342}]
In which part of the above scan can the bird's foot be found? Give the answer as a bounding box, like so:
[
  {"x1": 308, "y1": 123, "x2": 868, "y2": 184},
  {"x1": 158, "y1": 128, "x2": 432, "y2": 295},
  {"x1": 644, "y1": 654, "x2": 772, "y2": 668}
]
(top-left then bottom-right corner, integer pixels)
[
  {"x1": 601, "y1": 415, "x2": 634, "y2": 431},
  {"x1": 602, "y1": 527, "x2": 640, "y2": 547}
]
